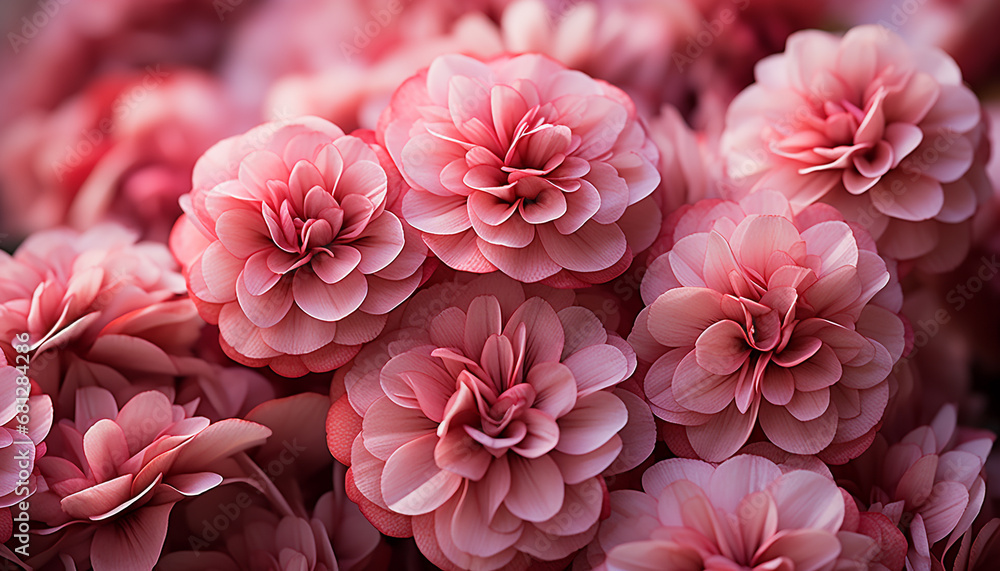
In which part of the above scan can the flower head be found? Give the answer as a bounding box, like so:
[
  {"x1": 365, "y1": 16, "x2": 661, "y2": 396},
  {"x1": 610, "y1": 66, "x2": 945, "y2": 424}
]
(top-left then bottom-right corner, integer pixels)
[
  {"x1": 850, "y1": 404, "x2": 995, "y2": 570},
  {"x1": 629, "y1": 191, "x2": 905, "y2": 462},
  {"x1": 0, "y1": 224, "x2": 199, "y2": 414},
  {"x1": 380, "y1": 53, "x2": 661, "y2": 287},
  {"x1": 32, "y1": 387, "x2": 271, "y2": 571},
  {"x1": 171, "y1": 117, "x2": 429, "y2": 376},
  {"x1": 595, "y1": 455, "x2": 847, "y2": 570},
  {"x1": 722, "y1": 25, "x2": 991, "y2": 272},
  {"x1": 329, "y1": 273, "x2": 654, "y2": 569},
  {"x1": 0, "y1": 70, "x2": 240, "y2": 242}
]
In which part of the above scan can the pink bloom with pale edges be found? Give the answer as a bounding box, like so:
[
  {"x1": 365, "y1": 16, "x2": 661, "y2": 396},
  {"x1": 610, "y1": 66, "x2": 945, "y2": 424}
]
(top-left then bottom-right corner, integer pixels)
[
  {"x1": 722, "y1": 25, "x2": 992, "y2": 273},
  {"x1": 0, "y1": 224, "x2": 200, "y2": 415},
  {"x1": 629, "y1": 191, "x2": 906, "y2": 463},
  {"x1": 31, "y1": 387, "x2": 271, "y2": 571},
  {"x1": 327, "y1": 273, "x2": 655, "y2": 570},
  {"x1": 595, "y1": 454, "x2": 846, "y2": 571},
  {"x1": 170, "y1": 116, "x2": 429, "y2": 377},
  {"x1": 379, "y1": 53, "x2": 662, "y2": 288}
]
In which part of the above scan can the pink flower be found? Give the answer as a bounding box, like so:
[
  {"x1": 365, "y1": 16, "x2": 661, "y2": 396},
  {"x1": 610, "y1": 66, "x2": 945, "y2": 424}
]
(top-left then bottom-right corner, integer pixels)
[
  {"x1": 647, "y1": 105, "x2": 725, "y2": 216},
  {"x1": 848, "y1": 405, "x2": 994, "y2": 570},
  {"x1": 629, "y1": 191, "x2": 906, "y2": 462},
  {"x1": 0, "y1": 224, "x2": 200, "y2": 415},
  {"x1": 722, "y1": 25, "x2": 992, "y2": 272},
  {"x1": 329, "y1": 273, "x2": 655, "y2": 570},
  {"x1": 170, "y1": 117, "x2": 429, "y2": 377},
  {"x1": 0, "y1": 0, "x2": 228, "y2": 128},
  {"x1": 379, "y1": 53, "x2": 662, "y2": 288},
  {"x1": 160, "y1": 395, "x2": 381, "y2": 571},
  {"x1": 594, "y1": 454, "x2": 847, "y2": 570},
  {"x1": 0, "y1": 70, "x2": 243, "y2": 243},
  {"x1": 31, "y1": 387, "x2": 271, "y2": 571},
  {"x1": 496, "y1": 0, "x2": 691, "y2": 116}
]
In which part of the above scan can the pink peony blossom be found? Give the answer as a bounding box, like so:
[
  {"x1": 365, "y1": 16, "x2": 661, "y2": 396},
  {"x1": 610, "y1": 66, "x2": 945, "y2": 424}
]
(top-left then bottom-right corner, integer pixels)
[
  {"x1": 594, "y1": 454, "x2": 848, "y2": 570},
  {"x1": 722, "y1": 25, "x2": 992, "y2": 272},
  {"x1": 328, "y1": 273, "x2": 655, "y2": 570},
  {"x1": 846, "y1": 404, "x2": 994, "y2": 571},
  {"x1": 629, "y1": 191, "x2": 905, "y2": 462},
  {"x1": 379, "y1": 53, "x2": 662, "y2": 288},
  {"x1": 170, "y1": 116, "x2": 429, "y2": 377},
  {"x1": 0, "y1": 224, "x2": 201, "y2": 415},
  {"x1": 30, "y1": 387, "x2": 271, "y2": 571}
]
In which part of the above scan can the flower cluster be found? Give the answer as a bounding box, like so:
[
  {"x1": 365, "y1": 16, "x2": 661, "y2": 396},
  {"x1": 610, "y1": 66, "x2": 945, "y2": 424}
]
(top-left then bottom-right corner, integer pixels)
[{"x1": 2, "y1": 1, "x2": 1000, "y2": 570}]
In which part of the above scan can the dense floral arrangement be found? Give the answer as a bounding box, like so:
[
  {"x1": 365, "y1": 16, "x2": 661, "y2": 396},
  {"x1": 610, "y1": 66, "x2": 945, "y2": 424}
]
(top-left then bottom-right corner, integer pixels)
[{"x1": 3, "y1": 1, "x2": 1000, "y2": 570}]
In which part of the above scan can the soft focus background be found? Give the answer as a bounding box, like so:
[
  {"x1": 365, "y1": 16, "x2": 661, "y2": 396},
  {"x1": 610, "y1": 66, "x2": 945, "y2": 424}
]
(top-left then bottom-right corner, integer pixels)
[{"x1": 2, "y1": 0, "x2": 1000, "y2": 569}]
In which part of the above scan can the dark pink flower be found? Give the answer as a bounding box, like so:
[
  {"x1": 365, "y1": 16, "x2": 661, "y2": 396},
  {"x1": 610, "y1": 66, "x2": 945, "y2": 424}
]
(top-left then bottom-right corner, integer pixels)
[{"x1": 160, "y1": 394, "x2": 381, "y2": 571}]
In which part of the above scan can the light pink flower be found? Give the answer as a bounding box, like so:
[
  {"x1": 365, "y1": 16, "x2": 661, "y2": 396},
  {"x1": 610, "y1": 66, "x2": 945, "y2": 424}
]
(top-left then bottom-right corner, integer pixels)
[
  {"x1": 379, "y1": 53, "x2": 661, "y2": 288},
  {"x1": 31, "y1": 387, "x2": 271, "y2": 571},
  {"x1": 629, "y1": 191, "x2": 906, "y2": 462},
  {"x1": 850, "y1": 405, "x2": 994, "y2": 571},
  {"x1": 722, "y1": 25, "x2": 992, "y2": 272},
  {"x1": 594, "y1": 454, "x2": 847, "y2": 570},
  {"x1": 329, "y1": 273, "x2": 655, "y2": 570},
  {"x1": 170, "y1": 117, "x2": 429, "y2": 377},
  {"x1": 0, "y1": 224, "x2": 200, "y2": 415}
]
